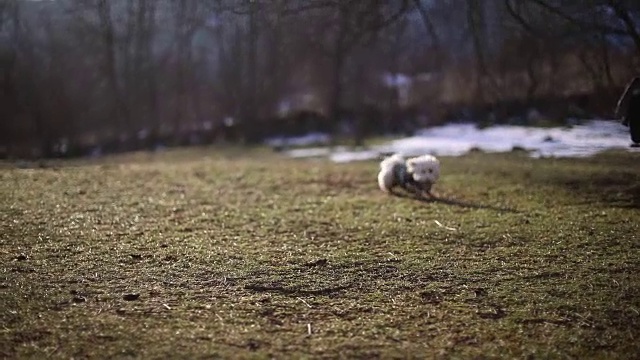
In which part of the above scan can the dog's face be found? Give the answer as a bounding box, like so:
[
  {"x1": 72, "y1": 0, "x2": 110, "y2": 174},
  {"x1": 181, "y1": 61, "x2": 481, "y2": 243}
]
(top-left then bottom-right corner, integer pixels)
[{"x1": 407, "y1": 155, "x2": 440, "y2": 184}]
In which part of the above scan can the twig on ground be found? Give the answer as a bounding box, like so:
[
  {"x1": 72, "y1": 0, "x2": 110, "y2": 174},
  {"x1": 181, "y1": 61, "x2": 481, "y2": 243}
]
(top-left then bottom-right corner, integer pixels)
[
  {"x1": 434, "y1": 220, "x2": 457, "y2": 231},
  {"x1": 297, "y1": 297, "x2": 312, "y2": 308}
]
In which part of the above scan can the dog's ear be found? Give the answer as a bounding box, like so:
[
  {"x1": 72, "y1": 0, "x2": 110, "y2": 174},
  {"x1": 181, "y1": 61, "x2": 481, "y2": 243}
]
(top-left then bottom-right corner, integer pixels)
[{"x1": 406, "y1": 159, "x2": 415, "y2": 169}]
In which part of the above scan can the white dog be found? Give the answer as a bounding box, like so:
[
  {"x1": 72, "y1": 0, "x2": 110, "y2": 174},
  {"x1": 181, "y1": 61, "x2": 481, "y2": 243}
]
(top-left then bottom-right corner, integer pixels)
[{"x1": 377, "y1": 154, "x2": 440, "y2": 197}]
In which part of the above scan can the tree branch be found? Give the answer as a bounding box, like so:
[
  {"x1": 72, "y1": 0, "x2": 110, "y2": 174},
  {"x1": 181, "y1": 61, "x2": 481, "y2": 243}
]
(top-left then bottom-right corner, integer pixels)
[
  {"x1": 342, "y1": 0, "x2": 410, "y2": 53},
  {"x1": 607, "y1": 0, "x2": 640, "y2": 56},
  {"x1": 227, "y1": 0, "x2": 337, "y2": 16},
  {"x1": 504, "y1": 0, "x2": 544, "y2": 38},
  {"x1": 527, "y1": 0, "x2": 630, "y2": 36},
  {"x1": 411, "y1": 0, "x2": 441, "y2": 48}
]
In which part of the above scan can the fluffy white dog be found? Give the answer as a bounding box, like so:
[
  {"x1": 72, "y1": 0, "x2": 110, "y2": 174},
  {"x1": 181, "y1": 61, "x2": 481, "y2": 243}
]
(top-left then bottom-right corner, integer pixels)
[{"x1": 377, "y1": 154, "x2": 440, "y2": 197}]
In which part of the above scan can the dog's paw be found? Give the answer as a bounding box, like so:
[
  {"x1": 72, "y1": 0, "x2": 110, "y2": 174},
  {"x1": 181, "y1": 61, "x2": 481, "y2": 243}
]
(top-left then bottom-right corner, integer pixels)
[{"x1": 424, "y1": 191, "x2": 437, "y2": 199}]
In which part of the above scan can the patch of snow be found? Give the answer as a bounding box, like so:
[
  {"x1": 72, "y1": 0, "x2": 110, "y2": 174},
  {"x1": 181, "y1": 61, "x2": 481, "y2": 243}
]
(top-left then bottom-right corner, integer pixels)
[
  {"x1": 382, "y1": 73, "x2": 412, "y2": 87},
  {"x1": 283, "y1": 120, "x2": 638, "y2": 162},
  {"x1": 265, "y1": 132, "x2": 331, "y2": 148},
  {"x1": 224, "y1": 117, "x2": 235, "y2": 127},
  {"x1": 137, "y1": 128, "x2": 150, "y2": 140},
  {"x1": 287, "y1": 147, "x2": 333, "y2": 159},
  {"x1": 330, "y1": 149, "x2": 382, "y2": 163}
]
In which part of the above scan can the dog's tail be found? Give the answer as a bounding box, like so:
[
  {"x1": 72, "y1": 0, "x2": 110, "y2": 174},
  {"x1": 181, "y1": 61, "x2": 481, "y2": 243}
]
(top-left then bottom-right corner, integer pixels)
[
  {"x1": 379, "y1": 153, "x2": 405, "y2": 170},
  {"x1": 378, "y1": 154, "x2": 404, "y2": 192}
]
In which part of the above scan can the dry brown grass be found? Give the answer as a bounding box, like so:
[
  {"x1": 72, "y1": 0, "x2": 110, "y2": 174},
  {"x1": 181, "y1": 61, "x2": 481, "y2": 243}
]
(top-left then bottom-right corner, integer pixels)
[{"x1": 1, "y1": 148, "x2": 639, "y2": 358}]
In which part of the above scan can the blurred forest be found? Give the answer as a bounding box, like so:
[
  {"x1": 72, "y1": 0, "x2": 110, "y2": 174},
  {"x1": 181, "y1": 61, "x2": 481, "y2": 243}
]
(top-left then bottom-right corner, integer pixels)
[{"x1": 1, "y1": 0, "x2": 639, "y2": 158}]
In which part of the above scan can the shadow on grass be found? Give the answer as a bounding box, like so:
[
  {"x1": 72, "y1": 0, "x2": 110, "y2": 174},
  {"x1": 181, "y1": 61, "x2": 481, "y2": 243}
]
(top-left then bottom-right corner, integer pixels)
[
  {"x1": 238, "y1": 259, "x2": 520, "y2": 324},
  {"x1": 574, "y1": 186, "x2": 640, "y2": 209},
  {"x1": 537, "y1": 172, "x2": 640, "y2": 209},
  {"x1": 392, "y1": 192, "x2": 521, "y2": 213},
  {"x1": 239, "y1": 259, "x2": 462, "y2": 299}
]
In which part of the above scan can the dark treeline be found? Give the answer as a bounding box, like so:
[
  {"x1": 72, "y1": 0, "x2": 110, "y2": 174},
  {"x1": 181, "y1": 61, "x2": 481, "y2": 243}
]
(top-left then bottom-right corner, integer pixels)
[{"x1": 1, "y1": 0, "x2": 639, "y2": 158}]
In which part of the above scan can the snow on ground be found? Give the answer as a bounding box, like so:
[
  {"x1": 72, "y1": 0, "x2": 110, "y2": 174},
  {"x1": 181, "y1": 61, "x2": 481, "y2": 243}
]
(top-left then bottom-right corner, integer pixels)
[
  {"x1": 281, "y1": 120, "x2": 638, "y2": 163},
  {"x1": 265, "y1": 132, "x2": 331, "y2": 148}
]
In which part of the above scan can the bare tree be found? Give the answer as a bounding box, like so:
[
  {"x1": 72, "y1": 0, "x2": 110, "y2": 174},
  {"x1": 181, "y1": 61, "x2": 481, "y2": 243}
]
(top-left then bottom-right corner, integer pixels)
[
  {"x1": 0, "y1": 0, "x2": 18, "y2": 155},
  {"x1": 97, "y1": 0, "x2": 129, "y2": 147},
  {"x1": 310, "y1": 0, "x2": 411, "y2": 141},
  {"x1": 2, "y1": 0, "x2": 638, "y2": 158},
  {"x1": 505, "y1": 0, "x2": 640, "y2": 56}
]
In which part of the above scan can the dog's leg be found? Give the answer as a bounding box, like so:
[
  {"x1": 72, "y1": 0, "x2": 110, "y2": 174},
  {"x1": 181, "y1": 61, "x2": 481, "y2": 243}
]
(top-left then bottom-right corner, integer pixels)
[
  {"x1": 404, "y1": 183, "x2": 424, "y2": 198},
  {"x1": 423, "y1": 190, "x2": 437, "y2": 199},
  {"x1": 421, "y1": 182, "x2": 437, "y2": 198},
  {"x1": 407, "y1": 183, "x2": 437, "y2": 200}
]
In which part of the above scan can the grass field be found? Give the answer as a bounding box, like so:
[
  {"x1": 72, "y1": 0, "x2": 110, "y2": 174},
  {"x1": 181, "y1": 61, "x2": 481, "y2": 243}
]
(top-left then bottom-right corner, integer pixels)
[{"x1": 1, "y1": 148, "x2": 639, "y2": 359}]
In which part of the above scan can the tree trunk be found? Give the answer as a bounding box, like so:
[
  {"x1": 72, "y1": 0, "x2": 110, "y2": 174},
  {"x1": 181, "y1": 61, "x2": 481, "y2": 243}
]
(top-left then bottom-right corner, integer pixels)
[
  {"x1": 240, "y1": 0, "x2": 259, "y2": 135},
  {"x1": 467, "y1": 0, "x2": 488, "y2": 104},
  {"x1": 97, "y1": 0, "x2": 127, "y2": 148},
  {"x1": 329, "y1": 4, "x2": 348, "y2": 145},
  {"x1": 143, "y1": 0, "x2": 159, "y2": 147},
  {"x1": 174, "y1": 0, "x2": 187, "y2": 136}
]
